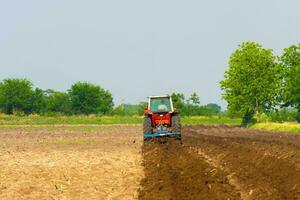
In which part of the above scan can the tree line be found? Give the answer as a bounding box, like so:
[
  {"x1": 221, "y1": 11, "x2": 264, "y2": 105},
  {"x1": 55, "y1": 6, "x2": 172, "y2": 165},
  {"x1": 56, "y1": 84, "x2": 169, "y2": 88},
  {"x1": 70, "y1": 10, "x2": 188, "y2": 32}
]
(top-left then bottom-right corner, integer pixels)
[
  {"x1": 0, "y1": 79, "x2": 113, "y2": 115},
  {"x1": 112, "y1": 92, "x2": 221, "y2": 116},
  {"x1": 220, "y1": 42, "x2": 300, "y2": 124},
  {"x1": 0, "y1": 78, "x2": 221, "y2": 116}
]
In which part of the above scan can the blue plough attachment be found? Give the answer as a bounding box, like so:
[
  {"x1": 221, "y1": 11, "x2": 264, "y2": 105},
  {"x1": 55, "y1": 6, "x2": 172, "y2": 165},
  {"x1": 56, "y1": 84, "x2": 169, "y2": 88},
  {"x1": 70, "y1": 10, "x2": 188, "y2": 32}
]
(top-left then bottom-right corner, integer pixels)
[{"x1": 143, "y1": 126, "x2": 181, "y2": 140}]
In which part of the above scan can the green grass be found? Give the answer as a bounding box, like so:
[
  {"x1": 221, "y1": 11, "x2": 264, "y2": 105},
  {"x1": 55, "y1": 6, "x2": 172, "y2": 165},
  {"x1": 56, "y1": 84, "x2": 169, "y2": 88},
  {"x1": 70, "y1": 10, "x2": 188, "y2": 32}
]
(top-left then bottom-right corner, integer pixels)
[
  {"x1": 0, "y1": 114, "x2": 241, "y2": 126},
  {"x1": 0, "y1": 114, "x2": 143, "y2": 125},
  {"x1": 251, "y1": 122, "x2": 300, "y2": 134},
  {"x1": 182, "y1": 116, "x2": 241, "y2": 126}
]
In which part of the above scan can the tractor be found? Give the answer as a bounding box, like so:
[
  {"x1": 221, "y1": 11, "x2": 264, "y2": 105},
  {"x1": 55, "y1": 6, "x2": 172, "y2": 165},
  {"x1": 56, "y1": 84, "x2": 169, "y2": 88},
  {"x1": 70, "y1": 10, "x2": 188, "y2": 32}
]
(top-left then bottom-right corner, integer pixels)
[{"x1": 143, "y1": 95, "x2": 181, "y2": 141}]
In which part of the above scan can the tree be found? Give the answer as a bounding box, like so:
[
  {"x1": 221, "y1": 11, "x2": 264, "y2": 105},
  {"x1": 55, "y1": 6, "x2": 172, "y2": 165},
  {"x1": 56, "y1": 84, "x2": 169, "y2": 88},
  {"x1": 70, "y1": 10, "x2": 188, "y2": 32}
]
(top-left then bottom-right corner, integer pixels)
[
  {"x1": 171, "y1": 93, "x2": 185, "y2": 112},
  {"x1": 138, "y1": 101, "x2": 148, "y2": 115},
  {"x1": 189, "y1": 92, "x2": 200, "y2": 105},
  {"x1": 46, "y1": 91, "x2": 71, "y2": 115},
  {"x1": 281, "y1": 44, "x2": 300, "y2": 122},
  {"x1": 204, "y1": 103, "x2": 221, "y2": 115},
  {"x1": 220, "y1": 42, "x2": 282, "y2": 124},
  {"x1": 112, "y1": 104, "x2": 139, "y2": 116},
  {"x1": 0, "y1": 82, "x2": 4, "y2": 113},
  {"x1": 31, "y1": 88, "x2": 47, "y2": 114},
  {"x1": 0, "y1": 78, "x2": 34, "y2": 114},
  {"x1": 68, "y1": 82, "x2": 113, "y2": 115}
]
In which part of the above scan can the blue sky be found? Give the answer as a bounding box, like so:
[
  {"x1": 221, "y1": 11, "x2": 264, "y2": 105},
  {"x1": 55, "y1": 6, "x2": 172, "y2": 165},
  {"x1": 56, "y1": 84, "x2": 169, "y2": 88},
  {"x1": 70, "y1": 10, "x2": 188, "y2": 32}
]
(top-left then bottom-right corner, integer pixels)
[{"x1": 1, "y1": 0, "x2": 299, "y2": 108}]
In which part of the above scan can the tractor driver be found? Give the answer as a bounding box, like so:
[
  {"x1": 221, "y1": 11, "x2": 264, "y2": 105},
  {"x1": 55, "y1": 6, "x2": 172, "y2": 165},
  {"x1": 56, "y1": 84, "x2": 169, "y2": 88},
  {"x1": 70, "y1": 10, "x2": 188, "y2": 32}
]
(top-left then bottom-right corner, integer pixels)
[{"x1": 157, "y1": 99, "x2": 168, "y2": 112}]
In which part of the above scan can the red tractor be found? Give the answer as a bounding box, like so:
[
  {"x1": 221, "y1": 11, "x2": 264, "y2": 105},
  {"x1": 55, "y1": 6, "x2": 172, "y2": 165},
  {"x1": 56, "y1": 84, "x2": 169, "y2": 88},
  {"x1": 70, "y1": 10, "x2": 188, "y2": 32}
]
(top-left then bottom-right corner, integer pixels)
[{"x1": 143, "y1": 95, "x2": 181, "y2": 141}]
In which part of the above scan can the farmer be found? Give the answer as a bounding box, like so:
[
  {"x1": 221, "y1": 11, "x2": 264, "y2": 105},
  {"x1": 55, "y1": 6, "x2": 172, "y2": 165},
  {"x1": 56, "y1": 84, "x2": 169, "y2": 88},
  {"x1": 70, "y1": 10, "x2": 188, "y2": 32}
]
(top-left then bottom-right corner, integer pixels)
[{"x1": 158, "y1": 99, "x2": 168, "y2": 111}]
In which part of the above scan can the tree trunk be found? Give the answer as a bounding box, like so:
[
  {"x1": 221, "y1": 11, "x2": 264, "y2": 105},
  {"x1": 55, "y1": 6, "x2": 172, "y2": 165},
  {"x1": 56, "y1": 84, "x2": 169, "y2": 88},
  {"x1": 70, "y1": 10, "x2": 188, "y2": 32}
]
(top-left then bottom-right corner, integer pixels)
[{"x1": 255, "y1": 97, "x2": 259, "y2": 114}]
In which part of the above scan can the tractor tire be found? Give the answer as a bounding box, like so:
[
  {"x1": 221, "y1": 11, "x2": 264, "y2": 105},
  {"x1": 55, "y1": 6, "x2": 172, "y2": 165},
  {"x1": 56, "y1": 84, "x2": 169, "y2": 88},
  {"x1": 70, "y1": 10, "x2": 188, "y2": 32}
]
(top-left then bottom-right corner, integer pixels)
[
  {"x1": 172, "y1": 115, "x2": 182, "y2": 140},
  {"x1": 143, "y1": 117, "x2": 152, "y2": 135}
]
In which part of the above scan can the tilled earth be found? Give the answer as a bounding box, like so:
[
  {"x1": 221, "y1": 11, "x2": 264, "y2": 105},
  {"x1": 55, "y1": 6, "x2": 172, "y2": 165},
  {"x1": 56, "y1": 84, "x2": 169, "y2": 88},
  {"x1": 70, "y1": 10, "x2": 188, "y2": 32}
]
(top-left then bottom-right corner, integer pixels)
[
  {"x1": 0, "y1": 125, "x2": 300, "y2": 200},
  {"x1": 139, "y1": 125, "x2": 300, "y2": 200},
  {"x1": 0, "y1": 125, "x2": 143, "y2": 200}
]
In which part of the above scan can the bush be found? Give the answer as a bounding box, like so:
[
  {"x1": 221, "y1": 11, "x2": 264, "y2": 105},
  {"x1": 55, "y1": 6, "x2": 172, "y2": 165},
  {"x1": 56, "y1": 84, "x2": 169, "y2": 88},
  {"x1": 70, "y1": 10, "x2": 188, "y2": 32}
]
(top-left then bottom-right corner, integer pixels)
[
  {"x1": 68, "y1": 82, "x2": 113, "y2": 115},
  {"x1": 268, "y1": 108, "x2": 298, "y2": 122}
]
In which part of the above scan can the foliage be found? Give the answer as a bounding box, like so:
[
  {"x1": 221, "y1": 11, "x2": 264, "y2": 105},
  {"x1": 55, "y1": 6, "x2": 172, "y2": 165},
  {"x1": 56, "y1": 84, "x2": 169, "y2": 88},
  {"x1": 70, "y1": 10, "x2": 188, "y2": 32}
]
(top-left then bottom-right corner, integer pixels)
[
  {"x1": 31, "y1": 88, "x2": 47, "y2": 114},
  {"x1": 0, "y1": 78, "x2": 34, "y2": 114},
  {"x1": 206, "y1": 103, "x2": 221, "y2": 114},
  {"x1": 112, "y1": 104, "x2": 138, "y2": 116},
  {"x1": 112, "y1": 102, "x2": 148, "y2": 116},
  {"x1": 281, "y1": 44, "x2": 300, "y2": 122},
  {"x1": 171, "y1": 92, "x2": 222, "y2": 116},
  {"x1": 188, "y1": 92, "x2": 200, "y2": 104},
  {"x1": 267, "y1": 108, "x2": 298, "y2": 122},
  {"x1": 68, "y1": 82, "x2": 113, "y2": 115},
  {"x1": 0, "y1": 79, "x2": 114, "y2": 116},
  {"x1": 171, "y1": 93, "x2": 185, "y2": 112},
  {"x1": 46, "y1": 90, "x2": 72, "y2": 115},
  {"x1": 138, "y1": 102, "x2": 148, "y2": 115},
  {"x1": 220, "y1": 42, "x2": 282, "y2": 123}
]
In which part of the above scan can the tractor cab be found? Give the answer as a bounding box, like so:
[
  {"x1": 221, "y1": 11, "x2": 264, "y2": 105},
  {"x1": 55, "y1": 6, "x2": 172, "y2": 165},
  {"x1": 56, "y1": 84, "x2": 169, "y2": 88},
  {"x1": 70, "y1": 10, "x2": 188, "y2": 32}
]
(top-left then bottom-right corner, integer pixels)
[
  {"x1": 143, "y1": 95, "x2": 181, "y2": 141},
  {"x1": 149, "y1": 95, "x2": 173, "y2": 113}
]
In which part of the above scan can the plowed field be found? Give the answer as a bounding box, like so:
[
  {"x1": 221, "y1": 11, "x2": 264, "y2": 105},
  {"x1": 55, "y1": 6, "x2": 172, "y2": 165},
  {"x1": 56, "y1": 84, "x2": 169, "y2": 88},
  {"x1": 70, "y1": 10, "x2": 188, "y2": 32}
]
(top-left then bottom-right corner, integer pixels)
[{"x1": 0, "y1": 125, "x2": 300, "y2": 200}]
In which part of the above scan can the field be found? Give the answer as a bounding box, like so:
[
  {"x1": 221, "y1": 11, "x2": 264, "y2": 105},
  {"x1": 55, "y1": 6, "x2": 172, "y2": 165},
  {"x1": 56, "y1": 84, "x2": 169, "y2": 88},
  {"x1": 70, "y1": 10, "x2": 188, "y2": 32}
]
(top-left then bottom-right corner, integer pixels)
[
  {"x1": 1, "y1": 124, "x2": 300, "y2": 199},
  {"x1": 252, "y1": 122, "x2": 300, "y2": 133},
  {"x1": 0, "y1": 115, "x2": 241, "y2": 126}
]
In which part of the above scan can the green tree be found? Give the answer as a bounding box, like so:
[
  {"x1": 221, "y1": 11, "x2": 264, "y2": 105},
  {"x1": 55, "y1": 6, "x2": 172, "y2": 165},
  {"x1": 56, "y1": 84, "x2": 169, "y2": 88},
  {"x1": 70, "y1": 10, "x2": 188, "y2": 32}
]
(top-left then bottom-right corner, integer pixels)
[
  {"x1": 281, "y1": 44, "x2": 300, "y2": 122},
  {"x1": 220, "y1": 42, "x2": 282, "y2": 125},
  {"x1": 171, "y1": 93, "x2": 185, "y2": 112},
  {"x1": 31, "y1": 88, "x2": 47, "y2": 114},
  {"x1": 206, "y1": 103, "x2": 221, "y2": 114},
  {"x1": 138, "y1": 101, "x2": 148, "y2": 115},
  {"x1": 0, "y1": 78, "x2": 34, "y2": 114},
  {"x1": 68, "y1": 82, "x2": 113, "y2": 115},
  {"x1": 112, "y1": 104, "x2": 126, "y2": 116},
  {"x1": 0, "y1": 82, "x2": 4, "y2": 113},
  {"x1": 112, "y1": 104, "x2": 137, "y2": 116},
  {"x1": 189, "y1": 92, "x2": 200, "y2": 105},
  {"x1": 46, "y1": 91, "x2": 71, "y2": 115}
]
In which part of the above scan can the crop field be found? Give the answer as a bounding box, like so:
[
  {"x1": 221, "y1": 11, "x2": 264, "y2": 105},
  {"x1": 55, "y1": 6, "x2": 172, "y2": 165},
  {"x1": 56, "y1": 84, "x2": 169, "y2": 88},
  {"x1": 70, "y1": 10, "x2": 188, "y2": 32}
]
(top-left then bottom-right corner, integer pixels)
[{"x1": 1, "y1": 125, "x2": 300, "y2": 200}]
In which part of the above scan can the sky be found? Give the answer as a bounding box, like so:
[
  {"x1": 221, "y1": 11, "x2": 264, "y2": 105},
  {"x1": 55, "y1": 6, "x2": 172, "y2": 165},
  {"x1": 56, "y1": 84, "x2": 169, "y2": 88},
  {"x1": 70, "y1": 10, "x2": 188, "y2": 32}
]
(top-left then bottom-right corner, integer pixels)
[{"x1": 0, "y1": 0, "x2": 300, "y2": 108}]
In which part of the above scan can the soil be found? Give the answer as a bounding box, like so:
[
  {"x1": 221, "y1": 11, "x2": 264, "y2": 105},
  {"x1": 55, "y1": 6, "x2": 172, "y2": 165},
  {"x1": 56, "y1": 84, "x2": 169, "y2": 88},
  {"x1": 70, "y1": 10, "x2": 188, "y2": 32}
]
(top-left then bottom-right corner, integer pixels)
[
  {"x1": 138, "y1": 125, "x2": 300, "y2": 200},
  {"x1": 1, "y1": 125, "x2": 300, "y2": 200},
  {"x1": 0, "y1": 126, "x2": 144, "y2": 200}
]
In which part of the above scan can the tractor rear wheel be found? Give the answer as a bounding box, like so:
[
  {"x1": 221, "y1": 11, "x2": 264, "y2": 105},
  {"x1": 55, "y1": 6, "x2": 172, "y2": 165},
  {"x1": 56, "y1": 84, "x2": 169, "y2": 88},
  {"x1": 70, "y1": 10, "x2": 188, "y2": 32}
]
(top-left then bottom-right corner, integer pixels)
[
  {"x1": 143, "y1": 117, "x2": 152, "y2": 134},
  {"x1": 172, "y1": 115, "x2": 181, "y2": 140}
]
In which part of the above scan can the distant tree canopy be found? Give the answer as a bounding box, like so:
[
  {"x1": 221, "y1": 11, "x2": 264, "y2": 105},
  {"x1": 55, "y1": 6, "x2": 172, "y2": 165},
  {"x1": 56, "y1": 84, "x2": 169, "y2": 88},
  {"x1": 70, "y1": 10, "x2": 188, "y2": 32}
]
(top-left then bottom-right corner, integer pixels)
[
  {"x1": 112, "y1": 102, "x2": 146, "y2": 116},
  {"x1": 110, "y1": 93, "x2": 222, "y2": 117},
  {"x1": 171, "y1": 92, "x2": 221, "y2": 116},
  {"x1": 188, "y1": 92, "x2": 200, "y2": 105},
  {"x1": 0, "y1": 78, "x2": 34, "y2": 114},
  {"x1": 45, "y1": 90, "x2": 72, "y2": 115},
  {"x1": 0, "y1": 79, "x2": 113, "y2": 115},
  {"x1": 220, "y1": 42, "x2": 282, "y2": 125},
  {"x1": 171, "y1": 93, "x2": 185, "y2": 112},
  {"x1": 68, "y1": 82, "x2": 113, "y2": 115}
]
